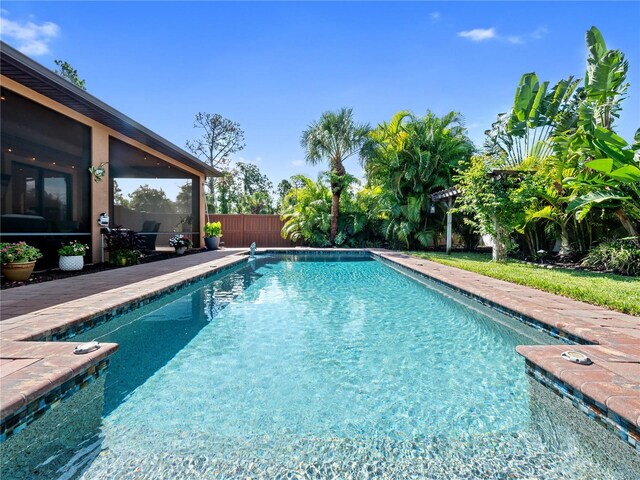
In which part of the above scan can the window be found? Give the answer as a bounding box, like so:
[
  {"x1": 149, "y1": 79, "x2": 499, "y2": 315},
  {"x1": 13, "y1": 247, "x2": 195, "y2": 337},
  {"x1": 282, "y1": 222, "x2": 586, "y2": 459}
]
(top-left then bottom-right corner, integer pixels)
[{"x1": 0, "y1": 89, "x2": 91, "y2": 234}]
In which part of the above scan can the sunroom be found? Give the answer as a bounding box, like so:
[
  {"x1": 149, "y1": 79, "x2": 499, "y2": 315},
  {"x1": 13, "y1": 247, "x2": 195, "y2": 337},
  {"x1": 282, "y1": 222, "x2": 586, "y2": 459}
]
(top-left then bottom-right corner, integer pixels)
[{"x1": 0, "y1": 41, "x2": 220, "y2": 267}]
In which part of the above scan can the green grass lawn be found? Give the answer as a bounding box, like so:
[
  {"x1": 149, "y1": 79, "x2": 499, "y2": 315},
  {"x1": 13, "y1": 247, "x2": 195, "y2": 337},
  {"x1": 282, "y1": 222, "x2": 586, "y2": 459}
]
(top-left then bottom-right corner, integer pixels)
[{"x1": 407, "y1": 251, "x2": 640, "y2": 316}]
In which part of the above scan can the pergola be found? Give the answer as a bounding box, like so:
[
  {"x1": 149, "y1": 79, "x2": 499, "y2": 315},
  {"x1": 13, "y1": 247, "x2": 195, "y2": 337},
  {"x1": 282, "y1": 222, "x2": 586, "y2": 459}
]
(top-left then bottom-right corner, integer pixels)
[
  {"x1": 430, "y1": 170, "x2": 532, "y2": 258},
  {"x1": 429, "y1": 187, "x2": 460, "y2": 254}
]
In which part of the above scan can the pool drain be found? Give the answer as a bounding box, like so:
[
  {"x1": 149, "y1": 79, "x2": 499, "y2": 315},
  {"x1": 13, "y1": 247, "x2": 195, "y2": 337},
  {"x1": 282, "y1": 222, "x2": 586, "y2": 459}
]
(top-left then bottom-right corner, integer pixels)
[
  {"x1": 561, "y1": 350, "x2": 592, "y2": 365},
  {"x1": 74, "y1": 341, "x2": 101, "y2": 355}
]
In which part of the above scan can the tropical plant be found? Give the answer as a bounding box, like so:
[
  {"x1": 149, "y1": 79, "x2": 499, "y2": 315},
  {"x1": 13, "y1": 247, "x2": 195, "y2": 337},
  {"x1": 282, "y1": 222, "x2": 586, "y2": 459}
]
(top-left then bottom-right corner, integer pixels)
[
  {"x1": 581, "y1": 238, "x2": 640, "y2": 276},
  {"x1": 0, "y1": 242, "x2": 42, "y2": 264},
  {"x1": 58, "y1": 241, "x2": 89, "y2": 257},
  {"x1": 364, "y1": 110, "x2": 474, "y2": 248},
  {"x1": 485, "y1": 73, "x2": 581, "y2": 167},
  {"x1": 560, "y1": 27, "x2": 639, "y2": 240},
  {"x1": 204, "y1": 221, "x2": 222, "y2": 238},
  {"x1": 301, "y1": 108, "x2": 370, "y2": 243},
  {"x1": 481, "y1": 26, "x2": 638, "y2": 257},
  {"x1": 280, "y1": 175, "x2": 332, "y2": 246}
]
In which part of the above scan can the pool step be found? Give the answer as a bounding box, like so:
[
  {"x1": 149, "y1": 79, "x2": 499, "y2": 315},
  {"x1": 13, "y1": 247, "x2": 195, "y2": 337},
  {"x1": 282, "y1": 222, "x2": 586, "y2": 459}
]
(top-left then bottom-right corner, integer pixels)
[
  {"x1": 517, "y1": 344, "x2": 640, "y2": 451},
  {"x1": 0, "y1": 340, "x2": 118, "y2": 441}
]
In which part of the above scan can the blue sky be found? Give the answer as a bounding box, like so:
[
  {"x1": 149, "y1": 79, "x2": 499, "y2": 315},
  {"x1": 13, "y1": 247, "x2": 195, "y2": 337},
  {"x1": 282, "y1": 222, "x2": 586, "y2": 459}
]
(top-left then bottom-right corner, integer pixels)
[{"x1": 2, "y1": 1, "x2": 639, "y2": 199}]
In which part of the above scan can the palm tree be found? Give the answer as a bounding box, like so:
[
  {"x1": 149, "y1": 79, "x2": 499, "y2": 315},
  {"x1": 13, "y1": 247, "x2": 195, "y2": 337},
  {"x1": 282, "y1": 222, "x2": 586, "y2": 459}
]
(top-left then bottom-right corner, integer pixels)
[
  {"x1": 364, "y1": 110, "x2": 474, "y2": 248},
  {"x1": 300, "y1": 108, "x2": 370, "y2": 243}
]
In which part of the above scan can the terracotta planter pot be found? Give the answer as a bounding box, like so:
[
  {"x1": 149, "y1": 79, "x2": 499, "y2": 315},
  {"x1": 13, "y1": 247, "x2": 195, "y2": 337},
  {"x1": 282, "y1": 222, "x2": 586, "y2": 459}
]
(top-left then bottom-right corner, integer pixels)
[
  {"x1": 59, "y1": 255, "x2": 84, "y2": 271},
  {"x1": 2, "y1": 261, "x2": 36, "y2": 281}
]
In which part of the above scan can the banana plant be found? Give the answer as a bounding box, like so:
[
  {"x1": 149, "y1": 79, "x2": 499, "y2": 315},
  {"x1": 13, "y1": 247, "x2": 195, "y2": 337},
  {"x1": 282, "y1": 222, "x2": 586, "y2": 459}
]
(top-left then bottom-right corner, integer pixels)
[
  {"x1": 566, "y1": 127, "x2": 640, "y2": 238},
  {"x1": 562, "y1": 27, "x2": 639, "y2": 240},
  {"x1": 485, "y1": 73, "x2": 581, "y2": 167},
  {"x1": 582, "y1": 26, "x2": 629, "y2": 131}
]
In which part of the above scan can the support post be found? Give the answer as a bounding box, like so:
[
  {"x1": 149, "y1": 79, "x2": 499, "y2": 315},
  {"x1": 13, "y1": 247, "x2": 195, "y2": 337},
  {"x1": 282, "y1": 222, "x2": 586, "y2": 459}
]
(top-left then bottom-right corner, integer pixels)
[{"x1": 446, "y1": 198, "x2": 453, "y2": 255}]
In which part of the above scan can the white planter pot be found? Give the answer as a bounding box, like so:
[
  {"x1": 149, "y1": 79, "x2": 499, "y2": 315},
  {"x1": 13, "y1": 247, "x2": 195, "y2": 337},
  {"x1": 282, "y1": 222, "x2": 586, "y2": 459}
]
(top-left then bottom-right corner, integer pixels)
[
  {"x1": 59, "y1": 255, "x2": 84, "y2": 271},
  {"x1": 175, "y1": 247, "x2": 186, "y2": 255}
]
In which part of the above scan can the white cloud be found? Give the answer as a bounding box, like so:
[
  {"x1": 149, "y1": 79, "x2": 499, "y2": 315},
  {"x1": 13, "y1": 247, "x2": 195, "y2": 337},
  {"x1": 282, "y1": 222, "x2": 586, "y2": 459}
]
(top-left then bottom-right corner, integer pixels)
[
  {"x1": 0, "y1": 11, "x2": 59, "y2": 55},
  {"x1": 291, "y1": 160, "x2": 304, "y2": 167},
  {"x1": 458, "y1": 26, "x2": 547, "y2": 45},
  {"x1": 458, "y1": 27, "x2": 496, "y2": 42},
  {"x1": 430, "y1": 12, "x2": 440, "y2": 21},
  {"x1": 531, "y1": 26, "x2": 548, "y2": 40}
]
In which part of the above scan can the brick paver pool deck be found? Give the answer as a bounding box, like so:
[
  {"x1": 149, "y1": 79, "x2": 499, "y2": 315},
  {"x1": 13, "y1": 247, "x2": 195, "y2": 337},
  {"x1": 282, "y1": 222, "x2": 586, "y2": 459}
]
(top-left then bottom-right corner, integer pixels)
[{"x1": 1, "y1": 248, "x2": 638, "y2": 446}]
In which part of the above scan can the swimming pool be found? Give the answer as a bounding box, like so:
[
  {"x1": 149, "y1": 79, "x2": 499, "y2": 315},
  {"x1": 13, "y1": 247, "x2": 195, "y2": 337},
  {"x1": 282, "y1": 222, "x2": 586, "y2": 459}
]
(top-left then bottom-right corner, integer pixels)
[{"x1": 2, "y1": 255, "x2": 638, "y2": 479}]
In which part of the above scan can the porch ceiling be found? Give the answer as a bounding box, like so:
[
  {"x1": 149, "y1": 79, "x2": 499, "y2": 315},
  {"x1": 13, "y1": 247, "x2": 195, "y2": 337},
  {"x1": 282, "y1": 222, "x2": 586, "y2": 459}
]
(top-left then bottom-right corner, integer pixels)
[{"x1": 109, "y1": 137, "x2": 194, "y2": 179}]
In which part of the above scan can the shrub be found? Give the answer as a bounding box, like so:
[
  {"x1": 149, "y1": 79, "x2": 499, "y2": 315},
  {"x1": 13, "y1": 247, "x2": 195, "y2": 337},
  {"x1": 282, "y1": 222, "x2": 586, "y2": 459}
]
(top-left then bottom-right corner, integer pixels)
[
  {"x1": 0, "y1": 242, "x2": 42, "y2": 264},
  {"x1": 582, "y1": 238, "x2": 640, "y2": 276},
  {"x1": 204, "y1": 222, "x2": 222, "y2": 237},
  {"x1": 58, "y1": 241, "x2": 89, "y2": 256}
]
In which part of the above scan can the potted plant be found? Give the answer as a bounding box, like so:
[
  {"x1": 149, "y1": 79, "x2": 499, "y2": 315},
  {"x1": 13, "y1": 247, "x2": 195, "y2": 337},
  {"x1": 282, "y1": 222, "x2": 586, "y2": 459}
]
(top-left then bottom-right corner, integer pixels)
[
  {"x1": 104, "y1": 226, "x2": 144, "y2": 267},
  {"x1": 203, "y1": 221, "x2": 222, "y2": 250},
  {"x1": 0, "y1": 241, "x2": 43, "y2": 281},
  {"x1": 169, "y1": 234, "x2": 192, "y2": 255},
  {"x1": 58, "y1": 241, "x2": 89, "y2": 271}
]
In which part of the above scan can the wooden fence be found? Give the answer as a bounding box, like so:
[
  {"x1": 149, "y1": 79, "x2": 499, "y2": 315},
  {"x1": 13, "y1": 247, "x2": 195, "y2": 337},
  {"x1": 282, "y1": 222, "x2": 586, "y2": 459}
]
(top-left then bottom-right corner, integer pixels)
[{"x1": 206, "y1": 214, "x2": 295, "y2": 248}]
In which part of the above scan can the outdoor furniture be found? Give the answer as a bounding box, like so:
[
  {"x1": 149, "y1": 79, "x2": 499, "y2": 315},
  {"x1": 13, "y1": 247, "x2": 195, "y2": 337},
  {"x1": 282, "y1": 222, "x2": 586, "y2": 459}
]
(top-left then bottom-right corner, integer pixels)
[{"x1": 140, "y1": 221, "x2": 161, "y2": 251}]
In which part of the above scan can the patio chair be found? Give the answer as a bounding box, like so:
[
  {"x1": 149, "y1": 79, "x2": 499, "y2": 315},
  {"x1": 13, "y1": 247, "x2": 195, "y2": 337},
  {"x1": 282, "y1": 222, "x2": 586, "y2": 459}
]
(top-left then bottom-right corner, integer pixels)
[{"x1": 140, "y1": 220, "x2": 161, "y2": 251}]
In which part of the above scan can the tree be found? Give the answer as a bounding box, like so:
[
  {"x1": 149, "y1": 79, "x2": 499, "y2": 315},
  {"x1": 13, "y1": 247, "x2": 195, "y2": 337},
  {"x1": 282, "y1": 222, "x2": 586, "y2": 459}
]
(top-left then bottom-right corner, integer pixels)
[
  {"x1": 363, "y1": 110, "x2": 474, "y2": 249},
  {"x1": 300, "y1": 108, "x2": 370, "y2": 243},
  {"x1": 128, "y1": 185, "x2": 176, "y2": 213},
  {"x1": 216, "y1": 162, "x2": 274, "y2": 214},
  {"x1": 175, "y1": 182, "x2": 192, "y2": 214},
  {"x1": 276, "y1": 179, "x2": 293, "y2": 210},
  {"x1": 53, "y1": 60, "x2": 86, "y2": 90},
  {"x1": 113, "y1": 179, "x2": 129, "y2": 208},
  {"x1": 186, "y1": 113, "x2": 246, "y2": 212}
]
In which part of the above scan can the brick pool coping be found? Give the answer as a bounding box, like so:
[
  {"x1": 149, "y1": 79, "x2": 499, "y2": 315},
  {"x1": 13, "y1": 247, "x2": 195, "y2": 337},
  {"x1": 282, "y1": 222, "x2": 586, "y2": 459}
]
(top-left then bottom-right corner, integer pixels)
[{"x1": 0, "y1": 247, "x2": 638, "y2": 446}]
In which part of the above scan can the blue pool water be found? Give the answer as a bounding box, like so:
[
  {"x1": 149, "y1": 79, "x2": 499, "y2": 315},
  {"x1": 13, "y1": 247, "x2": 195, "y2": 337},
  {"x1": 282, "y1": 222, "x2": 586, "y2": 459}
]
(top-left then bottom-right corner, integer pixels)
[{"x1": 2, "y1": 255, "x2": 638, "y2": 479}]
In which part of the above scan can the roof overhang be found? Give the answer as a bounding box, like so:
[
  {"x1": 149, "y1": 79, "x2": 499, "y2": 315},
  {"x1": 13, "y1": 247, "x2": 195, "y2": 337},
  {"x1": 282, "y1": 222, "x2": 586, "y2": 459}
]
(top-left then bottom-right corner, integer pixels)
[{"x1": 0, "y1": 41, "x2": 221, "y2": 177}]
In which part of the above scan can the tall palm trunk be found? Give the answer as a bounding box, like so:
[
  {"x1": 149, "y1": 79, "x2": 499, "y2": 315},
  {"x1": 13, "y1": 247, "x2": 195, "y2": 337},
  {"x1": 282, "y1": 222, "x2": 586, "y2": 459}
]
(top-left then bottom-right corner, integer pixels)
[
  {"x1": 330, "y1": 190, "x2": 341, "y2": 242},
  {"x1": 329, "y1": 163, "x2": 346, "y2": 244}
]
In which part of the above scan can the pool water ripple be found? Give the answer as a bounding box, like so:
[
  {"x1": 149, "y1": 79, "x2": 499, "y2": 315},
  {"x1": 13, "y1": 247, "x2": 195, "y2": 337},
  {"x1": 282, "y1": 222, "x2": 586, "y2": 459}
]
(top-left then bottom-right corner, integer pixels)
[{"x1": 2, "y1": 255, "x2": 637, "y2": 479}]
